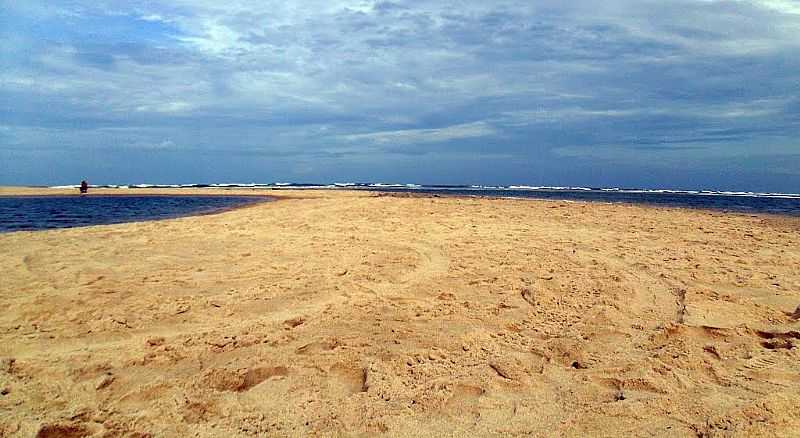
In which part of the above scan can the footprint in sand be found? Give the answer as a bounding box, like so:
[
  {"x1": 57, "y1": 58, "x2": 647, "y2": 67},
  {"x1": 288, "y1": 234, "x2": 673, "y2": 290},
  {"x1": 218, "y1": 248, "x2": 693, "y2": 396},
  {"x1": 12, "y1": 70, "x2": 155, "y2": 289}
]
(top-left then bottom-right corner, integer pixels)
[
  {"x1": 202, "y1": 366, "x2": 289, "y2": 392},
  {"x1": 445, "y1": 384, "x2": 484, "y2": 412},
  {"x1": 182, "y1": 398, "x2": 219, "y2": 424},
  {"x1": 35, "y1": 422, "x2": 91, "y2": 438},
  {"x1": 327, "y1": 362, "x2": 367, "y2": 396}
]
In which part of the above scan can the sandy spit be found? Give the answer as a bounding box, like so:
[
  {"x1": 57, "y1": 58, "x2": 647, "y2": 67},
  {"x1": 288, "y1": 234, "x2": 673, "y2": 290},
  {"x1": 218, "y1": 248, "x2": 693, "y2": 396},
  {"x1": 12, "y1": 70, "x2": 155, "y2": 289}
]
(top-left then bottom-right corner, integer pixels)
[{"x1": 1, "y1": 187, "x2": 799, "y2": 437}]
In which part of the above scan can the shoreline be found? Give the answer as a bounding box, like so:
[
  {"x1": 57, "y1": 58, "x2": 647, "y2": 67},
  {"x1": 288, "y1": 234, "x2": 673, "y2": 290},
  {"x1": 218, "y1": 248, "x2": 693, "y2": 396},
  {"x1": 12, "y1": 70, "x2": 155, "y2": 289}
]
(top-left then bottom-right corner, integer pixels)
[{"x1": 2, "y1": 186, "x2": 799, "y2": 221}]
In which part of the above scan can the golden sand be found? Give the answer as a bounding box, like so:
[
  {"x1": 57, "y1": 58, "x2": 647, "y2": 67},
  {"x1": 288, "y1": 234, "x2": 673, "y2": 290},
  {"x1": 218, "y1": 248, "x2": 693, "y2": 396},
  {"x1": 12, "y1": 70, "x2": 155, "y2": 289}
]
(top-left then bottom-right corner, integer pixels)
[{"x1": 1, "y1": 187, "x2": 799, "y2": 437}]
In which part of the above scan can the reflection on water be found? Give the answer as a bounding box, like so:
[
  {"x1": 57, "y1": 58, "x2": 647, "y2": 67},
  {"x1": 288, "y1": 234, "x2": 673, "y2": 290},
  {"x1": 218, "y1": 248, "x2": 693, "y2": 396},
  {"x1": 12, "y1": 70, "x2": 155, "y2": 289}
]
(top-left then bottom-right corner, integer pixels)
[{"x1": 0, "y1": 195, "x2": 268, "y2": 232}]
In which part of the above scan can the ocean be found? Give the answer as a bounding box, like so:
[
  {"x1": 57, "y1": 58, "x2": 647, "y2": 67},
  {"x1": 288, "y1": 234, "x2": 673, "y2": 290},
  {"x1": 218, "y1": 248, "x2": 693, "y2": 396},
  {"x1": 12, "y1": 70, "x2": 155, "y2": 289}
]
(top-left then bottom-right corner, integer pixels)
[
  {"x1": 0, "y1": 195, "x2": 267, "y2": 232},
  {"x1": 163, "y1": 182, "x2": 799, "y2": 216},
  {"x1": 364, "y1": 186, "x2": 800, "y2": 216}
]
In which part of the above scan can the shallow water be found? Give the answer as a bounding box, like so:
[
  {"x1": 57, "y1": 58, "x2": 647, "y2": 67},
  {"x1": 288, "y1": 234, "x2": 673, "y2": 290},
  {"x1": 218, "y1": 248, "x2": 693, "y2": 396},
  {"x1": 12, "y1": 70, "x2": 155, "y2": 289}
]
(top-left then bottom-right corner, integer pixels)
[{"x1": 0, "y1": 195, "x2": 268, "y2": 232}]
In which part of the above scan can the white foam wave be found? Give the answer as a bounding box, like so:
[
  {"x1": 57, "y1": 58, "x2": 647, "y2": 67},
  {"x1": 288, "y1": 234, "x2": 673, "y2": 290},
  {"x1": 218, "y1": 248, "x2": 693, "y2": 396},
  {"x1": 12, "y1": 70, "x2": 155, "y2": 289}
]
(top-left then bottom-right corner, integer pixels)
[{"x1": 44, "y1": 182, "x2": 800, "y2": 199}]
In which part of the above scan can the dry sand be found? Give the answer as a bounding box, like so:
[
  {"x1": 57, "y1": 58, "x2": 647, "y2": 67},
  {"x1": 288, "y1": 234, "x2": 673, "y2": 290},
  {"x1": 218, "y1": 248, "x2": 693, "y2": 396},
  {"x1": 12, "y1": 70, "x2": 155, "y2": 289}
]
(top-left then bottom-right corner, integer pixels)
[{"x1": 1, "y1": 187, "x2": 799, "y2": 437}]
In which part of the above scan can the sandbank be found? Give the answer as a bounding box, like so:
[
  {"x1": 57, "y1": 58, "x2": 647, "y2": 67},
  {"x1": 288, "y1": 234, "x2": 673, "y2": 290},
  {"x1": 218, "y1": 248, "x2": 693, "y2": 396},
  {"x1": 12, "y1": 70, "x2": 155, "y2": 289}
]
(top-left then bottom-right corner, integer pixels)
[{"x1": 1, "y1": 187, "x2": 799, "y2": 436}]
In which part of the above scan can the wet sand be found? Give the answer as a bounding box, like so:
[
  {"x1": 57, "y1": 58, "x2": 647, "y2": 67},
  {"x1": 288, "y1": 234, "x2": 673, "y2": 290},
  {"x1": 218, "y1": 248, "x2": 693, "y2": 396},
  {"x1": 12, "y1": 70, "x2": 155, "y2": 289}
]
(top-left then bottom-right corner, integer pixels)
[{"x1": 1, "y1": 187, "x2": 799, "y2": 437}]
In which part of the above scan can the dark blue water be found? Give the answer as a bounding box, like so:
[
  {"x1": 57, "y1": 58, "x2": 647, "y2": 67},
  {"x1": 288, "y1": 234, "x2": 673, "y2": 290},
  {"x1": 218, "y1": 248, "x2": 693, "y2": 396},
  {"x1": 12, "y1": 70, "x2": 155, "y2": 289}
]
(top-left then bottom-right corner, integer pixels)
[
  {"x1": 368, "y1": 187, "x2": 800, "y2": 216},
  {"x1": 0, "y1": 195, "x2": 268, "y2": 232},
  {"x1": 3, "y1": 185, "x2": 798, "y2": 233}
]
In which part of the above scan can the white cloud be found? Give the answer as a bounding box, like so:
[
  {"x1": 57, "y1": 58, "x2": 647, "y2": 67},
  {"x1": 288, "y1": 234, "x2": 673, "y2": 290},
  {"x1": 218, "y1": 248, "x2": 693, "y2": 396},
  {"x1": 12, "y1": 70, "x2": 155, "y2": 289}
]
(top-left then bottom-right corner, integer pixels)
[
  {"x1": 749, "y1": 0, "x2": 800, "y2": 15},
  {"x1": 139, "y1": 14, "x2": 169, "y2": 23},
  {"x1": 343, "y1": 122, "x2": 496, "y2": 145},
  {"x1": 135, "y1": 101, "x2": 193, "y2": 114}
]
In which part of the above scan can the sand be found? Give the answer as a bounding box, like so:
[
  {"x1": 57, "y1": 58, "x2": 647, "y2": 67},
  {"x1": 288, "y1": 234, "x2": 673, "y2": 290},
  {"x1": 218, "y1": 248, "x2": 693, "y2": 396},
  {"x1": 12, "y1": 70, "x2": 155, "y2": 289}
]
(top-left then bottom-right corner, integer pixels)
[{"x1": 1, "y1": 187, "x2": 799, "y2": 437}]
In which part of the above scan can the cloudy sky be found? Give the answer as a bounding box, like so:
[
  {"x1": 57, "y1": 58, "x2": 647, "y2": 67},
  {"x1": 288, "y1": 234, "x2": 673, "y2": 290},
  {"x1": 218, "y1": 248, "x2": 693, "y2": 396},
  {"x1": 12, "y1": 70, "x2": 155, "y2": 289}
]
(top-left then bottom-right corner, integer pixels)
[{"x1": 1, "y1": 0, "x2": 799, "y2": 190}]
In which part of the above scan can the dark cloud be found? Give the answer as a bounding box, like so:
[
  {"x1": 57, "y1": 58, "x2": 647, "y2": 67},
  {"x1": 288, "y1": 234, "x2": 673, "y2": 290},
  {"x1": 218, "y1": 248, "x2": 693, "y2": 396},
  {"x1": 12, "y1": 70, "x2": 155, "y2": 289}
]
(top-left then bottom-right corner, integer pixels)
[{"x1": 1, "y1": 0, "x2": 799, "y2": 189}]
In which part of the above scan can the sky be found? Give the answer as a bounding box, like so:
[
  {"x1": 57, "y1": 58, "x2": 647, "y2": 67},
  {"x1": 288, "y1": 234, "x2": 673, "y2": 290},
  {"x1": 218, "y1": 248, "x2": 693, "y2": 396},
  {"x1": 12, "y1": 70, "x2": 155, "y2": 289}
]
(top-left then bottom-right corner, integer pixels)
[{"x1": 1, "y1": 0, "x2": 799, "y2": 191}]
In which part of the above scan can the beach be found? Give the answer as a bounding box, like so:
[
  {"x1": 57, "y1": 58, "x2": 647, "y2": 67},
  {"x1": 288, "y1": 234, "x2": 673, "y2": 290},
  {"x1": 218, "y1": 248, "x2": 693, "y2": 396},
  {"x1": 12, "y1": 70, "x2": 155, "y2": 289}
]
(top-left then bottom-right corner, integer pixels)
[{"x1": 1, "y1": 188, "x2": 799, "y2": 437}]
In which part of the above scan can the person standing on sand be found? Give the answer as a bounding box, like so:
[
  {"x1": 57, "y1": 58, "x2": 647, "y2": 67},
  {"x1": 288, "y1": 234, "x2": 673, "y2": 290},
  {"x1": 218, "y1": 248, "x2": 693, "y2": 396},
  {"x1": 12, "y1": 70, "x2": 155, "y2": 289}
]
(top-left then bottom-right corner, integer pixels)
[{"x1": 79, "y1": 180, "x2": 88, "y2": 194}]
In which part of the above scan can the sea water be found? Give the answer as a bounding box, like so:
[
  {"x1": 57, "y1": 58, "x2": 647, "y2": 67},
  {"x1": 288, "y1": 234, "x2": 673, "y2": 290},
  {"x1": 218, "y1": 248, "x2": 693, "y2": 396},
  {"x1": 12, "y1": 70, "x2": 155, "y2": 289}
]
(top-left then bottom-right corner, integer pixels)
[
  {"x1": 207, "y1": 182, "x2": 800, "y2": 216},
  {"x1": 0, "y1": 195, "x2": 267, "y2": 232},
  {"x1": 367, "y1": 186, "x2": 800, "y2": 216}
]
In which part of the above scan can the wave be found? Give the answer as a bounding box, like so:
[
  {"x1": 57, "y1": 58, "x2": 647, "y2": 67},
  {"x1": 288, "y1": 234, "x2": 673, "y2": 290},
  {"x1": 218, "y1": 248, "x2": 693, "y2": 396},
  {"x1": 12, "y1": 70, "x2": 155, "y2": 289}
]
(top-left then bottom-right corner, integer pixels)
[{"x1": 45, "y1": 183, "x2": 800, "y2": 199}]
